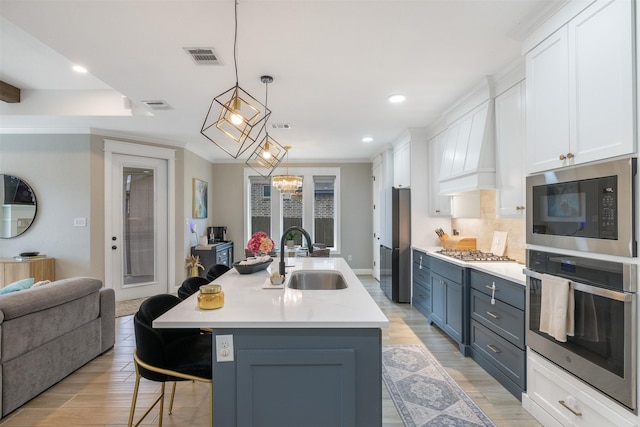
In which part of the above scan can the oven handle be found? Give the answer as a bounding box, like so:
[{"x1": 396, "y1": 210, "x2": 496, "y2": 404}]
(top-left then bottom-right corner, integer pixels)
[{"x1": 524, "y1": 268, "x2": 633, "y2": 302}]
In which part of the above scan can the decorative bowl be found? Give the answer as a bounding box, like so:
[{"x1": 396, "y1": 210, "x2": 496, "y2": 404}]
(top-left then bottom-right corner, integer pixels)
[{"x1": 233, "y1": 258, "x2": 273, "y2": 274}]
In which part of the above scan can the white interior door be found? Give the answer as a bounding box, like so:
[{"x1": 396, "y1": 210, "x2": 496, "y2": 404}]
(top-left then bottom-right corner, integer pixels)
[{"x1": 109, "y1": 154, "x2": 168, "y2": 301}]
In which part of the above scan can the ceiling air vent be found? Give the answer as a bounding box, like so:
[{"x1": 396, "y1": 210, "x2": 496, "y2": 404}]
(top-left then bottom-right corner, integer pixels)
[
  {"x1": 270, "y1": 123, "x2": 292, "y2": 130},
  {"x1": 141, "y1": 100, "x2": 172, "y2": 110},
  {"x1": 184, "y1": 47, "x2": 222, "y2": 65}
]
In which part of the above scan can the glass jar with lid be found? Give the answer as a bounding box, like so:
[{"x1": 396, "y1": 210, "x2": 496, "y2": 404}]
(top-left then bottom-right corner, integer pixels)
[{"x1": 198, "y1": 284, "x2": 224, "y2": 310}]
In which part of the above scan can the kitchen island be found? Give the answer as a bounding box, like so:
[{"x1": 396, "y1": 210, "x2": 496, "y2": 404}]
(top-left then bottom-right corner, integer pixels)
[{"x1": 154, "y1": 257, "x2": 388, "y2": 427}]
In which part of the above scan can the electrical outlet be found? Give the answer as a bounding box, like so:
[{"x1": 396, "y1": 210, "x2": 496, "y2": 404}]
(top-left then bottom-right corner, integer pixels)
[
  {"x1": 215, "y1": 334, "x2": 234, "y2": 362},
  {"x1": 73, "y1": 218, "x2": 87, "y2": 227}
]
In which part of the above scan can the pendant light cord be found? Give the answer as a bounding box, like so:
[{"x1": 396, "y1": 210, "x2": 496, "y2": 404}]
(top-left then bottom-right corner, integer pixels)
[{"x1": 233, "y1": 0, "x2": 239, "y2": 84}]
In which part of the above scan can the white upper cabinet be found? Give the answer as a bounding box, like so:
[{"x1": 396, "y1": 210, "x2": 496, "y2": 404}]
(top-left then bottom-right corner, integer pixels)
[
  {"x1": 393, "y1": 141, "x2": 411, "y2": 188},
  {"x1": 428, "y1": 132, "x2": 452, "y2": 217},
  {"x1": 526, "y1": 0, "x2": 634, "y2": 173},
  {"x1": 495, "y1": 81, "x2": 526, "y2": 218}
]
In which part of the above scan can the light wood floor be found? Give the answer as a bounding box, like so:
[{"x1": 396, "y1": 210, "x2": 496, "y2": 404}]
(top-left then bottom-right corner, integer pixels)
[{"x1": 0, "y1": 276, "x2": 542, "y2": 426}]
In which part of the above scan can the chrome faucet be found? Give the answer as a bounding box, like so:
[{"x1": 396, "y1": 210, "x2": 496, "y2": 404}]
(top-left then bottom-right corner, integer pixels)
[{"x1": 279, "y1": 226, "x2": 314, "y2": 276}]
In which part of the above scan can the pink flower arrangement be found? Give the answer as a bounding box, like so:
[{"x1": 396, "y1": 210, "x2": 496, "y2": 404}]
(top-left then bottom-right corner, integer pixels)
[{"x1": 247, "y1": 231, "x2": 274, "y2": 255}]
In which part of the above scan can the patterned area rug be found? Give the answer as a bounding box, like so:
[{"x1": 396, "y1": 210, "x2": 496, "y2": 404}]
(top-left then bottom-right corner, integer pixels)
[
  {"x1": 382, "y1": 344, "x2": 496, "y2": 427},
  {"x1": 115, "y1": 297, "x2": 147, "y2": 318}
]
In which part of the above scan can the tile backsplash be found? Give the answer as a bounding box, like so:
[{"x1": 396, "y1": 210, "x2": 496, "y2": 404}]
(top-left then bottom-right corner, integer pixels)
[{"x1": 451, "y1": 190, "x2": 526, "y2": 263}]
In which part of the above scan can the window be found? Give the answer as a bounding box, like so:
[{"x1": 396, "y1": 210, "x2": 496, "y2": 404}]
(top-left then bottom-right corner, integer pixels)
[
  {"x1": 249, "y1": 176, "x2": 272, "y2": 237},
  {"x1": 245, "y1": 167, "x2": 340, "y2": 252},
  {"x1": 313, "y1": 176, "x2": 335, "y2": 247}
]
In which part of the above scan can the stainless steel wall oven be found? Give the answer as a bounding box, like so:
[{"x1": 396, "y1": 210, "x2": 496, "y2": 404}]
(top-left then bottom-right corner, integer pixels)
[
  {"x1": 525, "y1": 250, "x2": 637, "y2": 411},
  {"x1": 526, "y1": 157, "x2": 636, "y2": 257}
]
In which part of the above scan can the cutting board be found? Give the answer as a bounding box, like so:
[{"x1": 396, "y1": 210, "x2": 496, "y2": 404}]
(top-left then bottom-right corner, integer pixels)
[
  {"x1": 490, "y1": 231, "x2": 508, "y2": 256},
  {"x1": 442, "y1": 236, "x2": 477, "y2": 250}
]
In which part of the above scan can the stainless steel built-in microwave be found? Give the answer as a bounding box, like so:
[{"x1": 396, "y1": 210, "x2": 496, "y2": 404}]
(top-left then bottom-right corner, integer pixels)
[{"x1": 526, "y1": 157, "x2": 637, "y2": 257}]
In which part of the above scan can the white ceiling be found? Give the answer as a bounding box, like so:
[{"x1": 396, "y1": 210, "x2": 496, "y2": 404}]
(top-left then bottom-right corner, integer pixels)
[{"x1": 0, "y1": 0, "x2": 560, "y2": 162}]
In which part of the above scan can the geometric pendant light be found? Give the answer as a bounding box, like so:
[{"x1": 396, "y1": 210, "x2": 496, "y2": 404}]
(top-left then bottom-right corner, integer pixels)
[
  {"x1": 200, "y1": 1, "x2": 270, "y2": 158},
  {"x1": 245, "y1": 75, "x2": 287, "y2": 177}
]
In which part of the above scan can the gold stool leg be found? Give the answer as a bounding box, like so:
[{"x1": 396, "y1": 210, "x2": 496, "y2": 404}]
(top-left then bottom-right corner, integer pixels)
[
  {"x1": 127, "y1": 373, "x2": 141, "y2": 427},
  {"x1": 168, "y1": 382, "x2": 177, "y2": 414}
]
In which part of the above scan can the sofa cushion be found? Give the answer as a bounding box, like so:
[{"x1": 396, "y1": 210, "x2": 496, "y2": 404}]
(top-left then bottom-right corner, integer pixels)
[
  {"x1": 0, "y1": 278, "x2": 34, "y2": 295},
  {"x1": 0, "y1": 277, "x2": 102, "y2": 321}
]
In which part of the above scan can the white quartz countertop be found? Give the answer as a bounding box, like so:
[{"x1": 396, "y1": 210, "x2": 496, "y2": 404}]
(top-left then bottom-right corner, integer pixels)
[
  {"x1": 154, "y1": 257, "x2": 389, "y2": 329},
  {"x1": 412, "y1": 245, "x2": 526, "y2": 286}
]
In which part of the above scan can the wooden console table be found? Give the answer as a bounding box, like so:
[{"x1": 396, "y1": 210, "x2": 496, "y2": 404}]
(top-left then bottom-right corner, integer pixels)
[{"x1": 0, "y1": 257, "x2": 55, "y2": 288}]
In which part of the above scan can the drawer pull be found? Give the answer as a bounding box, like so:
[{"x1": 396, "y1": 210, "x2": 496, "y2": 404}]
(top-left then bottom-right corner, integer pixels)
[
  {"x1": 559, "y1": 400, "x2": 582, "y2": 416},
  {"x1": 486, "y1": 344, "x2": 501, "y2": 354},
  {"x1": 486, "y1": 311, "x2": 500, "y2": 319}
]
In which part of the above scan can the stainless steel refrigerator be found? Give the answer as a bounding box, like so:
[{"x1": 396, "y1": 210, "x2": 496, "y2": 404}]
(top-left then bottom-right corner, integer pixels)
[{"x1": 380, "y1": 187, "x2": 411, "y2": 303}]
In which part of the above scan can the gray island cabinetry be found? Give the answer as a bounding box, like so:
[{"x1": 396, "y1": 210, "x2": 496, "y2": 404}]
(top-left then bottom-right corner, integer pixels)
[{"x1": 154, "y1": 257, "x2": 388, "y2": 427}]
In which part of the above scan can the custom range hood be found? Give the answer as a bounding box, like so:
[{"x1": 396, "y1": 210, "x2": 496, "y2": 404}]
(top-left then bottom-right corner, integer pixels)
[{"x1": 438, "y1": 78, "x2": 496, "y2": 195}]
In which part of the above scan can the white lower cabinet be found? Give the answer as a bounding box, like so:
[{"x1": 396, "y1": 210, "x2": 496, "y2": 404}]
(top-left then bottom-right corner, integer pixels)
[{"x1": 524, "y1": 350, "x2": 637, "y2": 427}]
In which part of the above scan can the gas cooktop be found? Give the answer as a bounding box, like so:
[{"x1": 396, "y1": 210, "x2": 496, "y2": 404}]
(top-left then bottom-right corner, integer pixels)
[{"x1": 436, "y1": 249, "x2": 515, "y2": 262}]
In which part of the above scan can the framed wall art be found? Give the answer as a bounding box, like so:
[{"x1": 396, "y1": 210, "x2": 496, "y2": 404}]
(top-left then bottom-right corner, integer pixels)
[{"x1": 192, "y1": 178, "x2": 208, "y2": 218}]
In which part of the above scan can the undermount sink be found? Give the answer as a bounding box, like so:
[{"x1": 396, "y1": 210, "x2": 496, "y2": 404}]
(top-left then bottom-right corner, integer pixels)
[{"x1": 287, "y1": 270, "x2": 348, "y2": 290}]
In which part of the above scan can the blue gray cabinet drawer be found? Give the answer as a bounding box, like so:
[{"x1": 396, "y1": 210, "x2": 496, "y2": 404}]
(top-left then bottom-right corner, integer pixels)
[
  {"x1": 412, "y1": 281, "x2": 431, "y2": 316},
  {"x1": 413, "y1": 262, "x2": 429, "y2": 287},
  {"x1": 431, "y1": 258, "x2": 464, "y2": 283},
  {"x1": 471, "y1": 320, "x2": 525, "y2": 390},
  {"x1": 413, "y1": 250, "x2": 430, "y2": 269},
  {"x1": 470, "y1": 289, "x2": 525, "y2": 350},
  {"x1": 469, "y1": 270, "x2": 524, "y2": 310}
]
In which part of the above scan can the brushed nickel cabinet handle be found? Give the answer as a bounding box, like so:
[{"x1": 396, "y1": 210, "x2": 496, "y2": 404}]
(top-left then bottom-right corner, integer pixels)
[
  {"x1": 486, "y1": 311, "x2": 500, "y2": 319},
  {"x1": 486, "y1": 344, "x2": 501, "y2": 353},
  {"x1": 559, "y1": 400, "x2": 582, "y2": 416}
]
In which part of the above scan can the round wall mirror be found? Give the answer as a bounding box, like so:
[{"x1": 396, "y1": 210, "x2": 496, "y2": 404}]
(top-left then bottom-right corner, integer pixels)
[{"x1": 0, "y1": 174, "x2": 38, "y2": 239}]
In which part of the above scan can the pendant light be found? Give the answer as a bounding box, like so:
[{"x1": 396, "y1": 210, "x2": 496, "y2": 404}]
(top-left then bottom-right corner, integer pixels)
[
  {"x1": 272, "y1": 146, "x2": 303, "y2": 194},
  {"x1": 200, "y1": 0, "x2": 270, "y2": 159},
  {"x1": 245, "y1": 75, "x2": 286, "y2": 177}
]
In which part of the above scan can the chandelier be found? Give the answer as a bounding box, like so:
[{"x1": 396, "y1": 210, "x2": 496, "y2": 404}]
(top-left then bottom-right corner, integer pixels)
[
  {"x1": 200, "y1": 0, "x2": 270, "y2": 158},
  {"x1": 245, "y1": 75, "x2": 287, "y2": 177},
  {"x1": 272, "y1": 146, "x2": 302, "y2": 194}
]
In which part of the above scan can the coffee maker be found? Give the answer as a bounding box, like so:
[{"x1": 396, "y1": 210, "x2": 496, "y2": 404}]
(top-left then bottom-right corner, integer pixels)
[{"x1": 208, "y1": 226, "x2": 227, "y2": 243}]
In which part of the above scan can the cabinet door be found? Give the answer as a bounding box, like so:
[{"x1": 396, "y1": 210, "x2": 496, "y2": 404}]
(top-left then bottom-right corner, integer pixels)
[
  {"x1": 431, "y1": 274, "x2": 446, "y2": 325},
  {"x1": 444, "y1": 279, "x2": 463, "y2": 343},
  {"x1": 526, "y1": 26, "x2": 570, "y2": 173},
  {"x1": 495, "y1": 81, "x2": 526, "y2": 217},
  {"x1": 428, "y1": 133, "x2": 451, "y2": 217},
  {"x1": 393, "y1": 142, "x2": 410, "y2": 188},
  {"x1": 569, "y1": 0, "x2": 634, "y2": 163}
]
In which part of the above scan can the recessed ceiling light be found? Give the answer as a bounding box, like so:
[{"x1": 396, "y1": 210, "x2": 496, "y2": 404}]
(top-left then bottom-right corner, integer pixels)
[
  {"x1": 362, "y1": 137, "x2": 373, "y2": 143},
  {"x1": 72, "y1": 65, "x2": 88, "y2": 73},
  {"x1": 388, "y1": 94, "x2": 406, "y2": 103}
]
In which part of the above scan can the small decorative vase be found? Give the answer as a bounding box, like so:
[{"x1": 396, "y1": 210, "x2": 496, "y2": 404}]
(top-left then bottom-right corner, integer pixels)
[{"x1": 286, "y1": 240, "x2": 295, "y2": 248}]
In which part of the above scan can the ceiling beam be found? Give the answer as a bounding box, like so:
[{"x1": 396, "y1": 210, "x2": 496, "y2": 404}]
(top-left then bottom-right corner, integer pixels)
[{"x1": 0, "y1": 81, "x2": 21, "y2": 103}]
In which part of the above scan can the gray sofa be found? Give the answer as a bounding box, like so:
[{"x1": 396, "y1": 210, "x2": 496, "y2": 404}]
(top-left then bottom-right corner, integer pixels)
[{"x1": 0, "y1": 277, "x2": 115, "y2": 418}]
